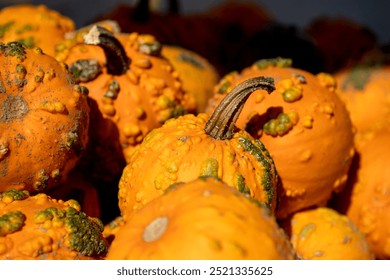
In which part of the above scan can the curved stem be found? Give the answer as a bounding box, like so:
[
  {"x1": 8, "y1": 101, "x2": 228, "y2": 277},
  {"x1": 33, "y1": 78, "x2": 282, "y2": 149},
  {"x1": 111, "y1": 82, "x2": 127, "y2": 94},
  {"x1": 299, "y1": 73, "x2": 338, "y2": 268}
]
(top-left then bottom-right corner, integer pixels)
[
  {"x1": 205, "y1": 76, "x2": 275, "y2": 140},
  {"x1": 83, "y1": 25, "x2": 130, "y2": 75}
]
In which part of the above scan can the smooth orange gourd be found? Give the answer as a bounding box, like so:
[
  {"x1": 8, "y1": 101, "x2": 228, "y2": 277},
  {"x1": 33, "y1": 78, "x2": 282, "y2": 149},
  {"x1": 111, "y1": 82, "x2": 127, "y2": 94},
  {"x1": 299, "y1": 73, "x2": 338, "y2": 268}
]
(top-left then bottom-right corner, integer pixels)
[{"x1": 108, "y1": 177, "x2": 296, "y2": 260}]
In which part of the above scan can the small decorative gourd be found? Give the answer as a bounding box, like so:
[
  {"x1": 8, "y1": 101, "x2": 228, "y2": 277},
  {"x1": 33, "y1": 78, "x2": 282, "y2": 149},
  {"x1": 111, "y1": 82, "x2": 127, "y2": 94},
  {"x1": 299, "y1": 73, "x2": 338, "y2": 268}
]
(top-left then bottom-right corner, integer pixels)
[
  {"x1": 0, "y1": 4, "x2": 75, "y2": 56},
  {"x1": 284, "y1": 207, "x2": 374, "y2": 260},
  {"x1": 206, "y1": 57, "x2": 355, "y2": 219},
  {"x1": 57, "y1": 25, "x2": 196, "y2": 182},
  {"x1": 161, "y1": 45, "x2": 220, "y2": 113},
  {"x1": 334, "y1": 61, "x2": 390, "y2": 133},
  {"x1": 339, "y1": 125, "x2": 390, "y2": 260},
  {"x1": 0, "y1": 188, "x2": 108, "y2": 259},
  {"x1": 107, "y1": 176, "x2": 296, "y2": 260},
  {"x1": 0, "y1": 42, "x2": 90, "y2": 193},
  {"x1": 119, "y1": 76, "x2": 278, "y2": 220}
]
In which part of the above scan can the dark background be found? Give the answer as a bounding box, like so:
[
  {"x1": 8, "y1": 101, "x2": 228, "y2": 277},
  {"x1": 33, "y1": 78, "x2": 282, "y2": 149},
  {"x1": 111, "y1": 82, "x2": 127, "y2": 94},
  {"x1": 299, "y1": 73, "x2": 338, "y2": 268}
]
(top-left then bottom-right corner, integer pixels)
[{"x1": 0, "y1": 0, "x2": 388, "y2": 44}]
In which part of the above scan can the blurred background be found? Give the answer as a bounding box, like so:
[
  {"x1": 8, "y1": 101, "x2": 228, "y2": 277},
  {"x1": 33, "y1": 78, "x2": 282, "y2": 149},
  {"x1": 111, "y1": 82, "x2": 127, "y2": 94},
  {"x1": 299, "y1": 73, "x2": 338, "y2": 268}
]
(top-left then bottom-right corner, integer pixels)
[
  {"x1": 0, "y1": 0, "x2": 388, "y2": 75},
  {"x1": 0, "y1": 0, "x2": 387, "y2": 43}
]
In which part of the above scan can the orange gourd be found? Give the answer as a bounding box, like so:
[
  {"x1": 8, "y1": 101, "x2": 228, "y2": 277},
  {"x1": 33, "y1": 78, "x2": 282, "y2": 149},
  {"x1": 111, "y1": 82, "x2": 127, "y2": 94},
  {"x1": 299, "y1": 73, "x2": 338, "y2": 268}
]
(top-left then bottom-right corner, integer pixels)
[
  {"x1": 0, "y1": 188, "x2": 108, "y2": 259},
  {"x1": 334, "y1": 61, "x2": 390, "y2": 133},
  {"x1": 57, "y1": 25, "x2": 195, "y2": 183},
  {"x1": 0, "y1": 41, "x2": 90, "y2": 193},
  {"x1": 206, "y1": 58, "x2": 355, "y2": 219},
  {"x1": 107, "y1": 176, "x2": 296, "y2": 260},
  {"x1": 118, "y1": 77, "x2": 278, "y2": 220},
  {"x1": 336, "y1": 125, "x2": 390, "y2": 259},
  {"x1": 0, "y1": 4, "x2": 75, "y2": 56},
  {"x1": 161, "y1": 45, "x2": 220, "y2": 113},
  {"x1": 284, "y1": 207, "x2": 374, "y2": 260}
]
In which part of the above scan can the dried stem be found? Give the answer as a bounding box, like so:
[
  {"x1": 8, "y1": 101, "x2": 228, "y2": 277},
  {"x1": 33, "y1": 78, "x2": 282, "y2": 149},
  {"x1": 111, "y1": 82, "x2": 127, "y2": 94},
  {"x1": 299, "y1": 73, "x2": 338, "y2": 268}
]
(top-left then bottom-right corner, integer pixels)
[
  {"x1": 205, "y1": 76, "x2": 275, "y2": 140},
  {"x1": 83, "y1": 25, "x2": 130, "y2": 75}
]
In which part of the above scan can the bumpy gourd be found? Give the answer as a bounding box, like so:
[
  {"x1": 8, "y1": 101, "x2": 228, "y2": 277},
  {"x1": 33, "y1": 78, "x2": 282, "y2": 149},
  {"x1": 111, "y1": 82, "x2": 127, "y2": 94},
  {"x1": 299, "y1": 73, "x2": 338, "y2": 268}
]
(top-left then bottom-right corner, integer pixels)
[
  {"x1": 108, "y1": 176, "x2": 296, "y2": 260},
  {"x1": 206, "y1": 58, "x2": 355, "y2": 219},
  {"x1": 285, "y1": 207, "x2": 374, "y2": 260},
  {"x1": 57, "y1": 25, "x2": 195, "y2": 182},
  {"x1": 119, "y1": 77, "x2": 278, "y2": 220},
  {"x1": 338, "y1": 125, "x2": 390, "y2": 260},
  {"x1": 0, "y1": 42, "x2": 90, "y2": 193},
  {"x1": 334, "y1": 62, "x2": 390, "y2": 133},
  {"x1": 0, "y1": 188, "x2": 108, "y2": 259},
  {"x1": 161, "y1": 45, "x2": 220, "y2": 113},
  {"x1": 0, "y1": 4, "x2": 75, "y2": 56}
]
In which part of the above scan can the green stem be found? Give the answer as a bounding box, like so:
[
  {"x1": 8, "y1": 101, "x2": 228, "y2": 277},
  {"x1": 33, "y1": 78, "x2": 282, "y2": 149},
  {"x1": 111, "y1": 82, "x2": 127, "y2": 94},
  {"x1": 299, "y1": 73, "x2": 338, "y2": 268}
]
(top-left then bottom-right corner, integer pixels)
[{"x1": 205, "y1": 76, "x2": 275, "y2": 140}]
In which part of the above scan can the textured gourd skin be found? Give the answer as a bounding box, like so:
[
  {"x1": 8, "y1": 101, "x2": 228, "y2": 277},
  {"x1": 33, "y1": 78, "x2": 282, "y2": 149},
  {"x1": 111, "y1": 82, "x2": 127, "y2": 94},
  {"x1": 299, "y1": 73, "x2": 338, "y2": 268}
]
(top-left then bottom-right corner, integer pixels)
[
  {"x1": 161, "y1": 45, "x2": 220, "y2": 113},
  {"x1": 285, "y1": 207, "x2": 374, "y2": 260},
  {"x1": 0, "y1": 4, "x2": 75, "y2": 56},
  {"x1": 119, "y1": 113, "x2": 278, "y2": 220},
  {"x1": 0, "y1": 189, "x2": 108, "y2": 260},
  {"x1": 340, "y1": 126, "x2": 390, "y2": 260},
  {"x1": 0, "y1": 42, "x2": 90, "y2": 193},
  {"x1": 108, "y1": 177, "x2": 296, "y2": 260},
  {"x1": 334, "y1": 64, "x2": 390, "y2": 133},
  {"x1": 58, "y1": 30, "x2": 195, "y2": 180},
  {"x1": 207, "y1": 59, "x2": 355, "y2": 219}
]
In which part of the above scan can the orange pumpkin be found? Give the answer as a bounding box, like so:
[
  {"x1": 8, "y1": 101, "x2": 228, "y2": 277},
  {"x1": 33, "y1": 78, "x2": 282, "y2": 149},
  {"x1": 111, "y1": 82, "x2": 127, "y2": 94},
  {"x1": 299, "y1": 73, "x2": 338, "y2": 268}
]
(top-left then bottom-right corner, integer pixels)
[
  {"x1": 206, "y1": 58, "x2": 355, "y2": 219},
  {"x1": 0, "y1": 41, "x2": 90, "y2": 193},
  {"x1": 56, "y1": 25, "x2": 195, "y2": 182},
  {"x1": 107, "y1": 176, "x2": 296, "y2": 260},
  {"x1": 334, "y1": 61, "x2": 390, "y2": 133},
  {"x1": 118, "y1": 77, "x2": 278, "y2": 220},
  {"x1": 161, "y1": 44, "x2": 220, "y2": 113},
  {"x1": 284, "y1": 207, "x2": 374, "y2": 260},
  {"x1": 0, "y1": 4, "x2": 75, "y2": 56},
  {"x1": 0, "y1": 188, "x2": 108, "y2": 259}
]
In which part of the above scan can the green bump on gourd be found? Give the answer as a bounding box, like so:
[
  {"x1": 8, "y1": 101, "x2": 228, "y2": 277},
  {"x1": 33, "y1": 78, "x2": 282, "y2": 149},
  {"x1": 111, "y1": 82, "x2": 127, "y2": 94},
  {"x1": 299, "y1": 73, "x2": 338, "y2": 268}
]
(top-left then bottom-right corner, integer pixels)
[
  {"x1": 0, "y1": 211, "x2": 26, "y2": 237},
  {"x1": 263, "y1": 112, "x2": 297, "y2": 136},
  {"x1": 200, "y1": 158, "x2": 219, "y2": 178},
  {"x1": 236, "y1": 173, "x2": 250, "y2": 195},
  {"x1": 254, "y1": 57, "x2": 292, "y2": 69},
  {"x1": 237, "y1": 137, "x2": 276, "y2": 207},
  {"x1": 34, "y1": 206, "x2": 108, "y2": 256},
  {"x1": 0, "y1": 41, "x2": 27, "y2": 61},
  {"x1": 0, "y1": 188, "x2": 29, "y2": 201}
]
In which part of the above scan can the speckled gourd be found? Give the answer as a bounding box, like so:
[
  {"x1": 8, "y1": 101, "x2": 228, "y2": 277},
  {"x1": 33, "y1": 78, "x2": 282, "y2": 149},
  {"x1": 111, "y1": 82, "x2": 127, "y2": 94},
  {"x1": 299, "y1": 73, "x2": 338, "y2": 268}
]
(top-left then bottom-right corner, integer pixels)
[
  {"x1": 284, "y1": 207, "x2": 374, "y2": 260},
  {"x1": 161, "y1": 45, "x2": 220, "y2": 113},
  {"x1": 0, "y1": 4, "x2": 75, "y2": 56},
  {"x1": 56, "y1": 25, "x2": 196, "y2": 182},
  {"x1": 0, "y1": 188, "x2": 108, "y2": 259},
  {"x1": 339, "y1": 125, "x2": 390, "y2": 260},
  {"x1": 206, "y1": 57, "x2": 355, "y2": 219},
  {"x1": 0, "y1": 42, "x2": 90, "y2": 193},
  {"x1": 334, "y1": 62, "x2": 390, "y2": 133},
  {"x1": 118, "y1": 77, "x2": 278, "y2": 220},
  {"x1": 107, "y1": 176, "x2": 296, "y2": 260}
]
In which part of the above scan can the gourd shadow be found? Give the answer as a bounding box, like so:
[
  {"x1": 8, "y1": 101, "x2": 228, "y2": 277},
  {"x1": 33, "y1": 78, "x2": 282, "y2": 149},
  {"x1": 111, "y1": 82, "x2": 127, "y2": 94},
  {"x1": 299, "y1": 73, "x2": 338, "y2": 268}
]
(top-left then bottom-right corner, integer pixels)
[{"x1": 77, "y1": 97, "x2": 125, "y2": 224}]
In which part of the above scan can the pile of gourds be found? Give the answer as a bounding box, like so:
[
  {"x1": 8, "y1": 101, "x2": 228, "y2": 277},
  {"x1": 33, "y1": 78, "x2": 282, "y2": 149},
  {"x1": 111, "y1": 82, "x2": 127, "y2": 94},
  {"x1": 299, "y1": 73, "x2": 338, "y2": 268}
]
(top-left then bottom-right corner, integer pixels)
[{"x1": 0, "y1": 3, "x2": 389, "y2": 260}]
